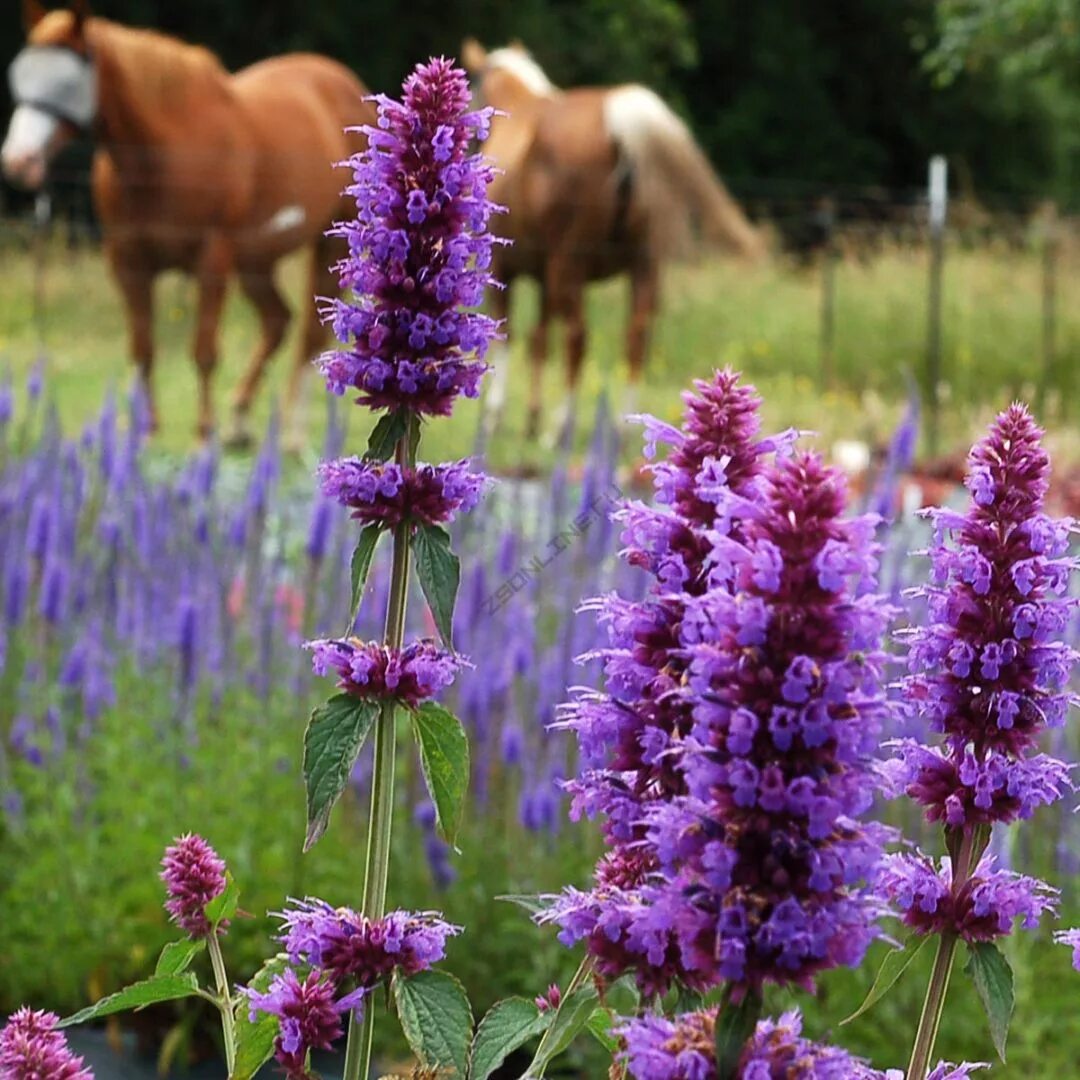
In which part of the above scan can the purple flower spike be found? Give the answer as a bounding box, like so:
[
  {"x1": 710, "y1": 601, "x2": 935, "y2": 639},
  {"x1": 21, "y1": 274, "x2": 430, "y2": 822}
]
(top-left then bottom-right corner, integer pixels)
[
  {"x1": 619, "y1": 1007, "x2": 898, "y2": 1080},
  {"x1": 318, "y1": 458, "x2": 489, "y2": 529},
  {"x1": 306, "y1": 638, "x2": 465, "y2": 707},
  {"x1": 160, "y1": 834, "x2": 228, "y2": 939},
  {"x1": 275, "y1": 899, "x2": 460, "y2": 988},
  {"x1": 317, "y1": 58, "x2": 502, "y2": 416},
  {"x1": 244, "y1": 969, "x2": 363, "y2": 1080},
  {"x1": 0, "y1": 1007, "x2": 94, "y2": 1079}
]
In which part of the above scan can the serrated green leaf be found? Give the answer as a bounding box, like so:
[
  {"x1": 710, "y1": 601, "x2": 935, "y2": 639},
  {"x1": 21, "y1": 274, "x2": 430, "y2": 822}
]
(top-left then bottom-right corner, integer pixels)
[
  {"x1": 394, "y1": 969, "x2": 473, "y2": 1078},
  {"x1": 349, "y1": 524, "x2": 383, "y2": 625},
  {"x1": 495, "y1": 894, "x2": 555, "y2": 917},
  {"x1": 58, "y1": 974, "x2": 200, "y2": 1028},
  {"x1": 411, "y1": 523, "x2": 460, "y2": 648},
  {"x1": 965, "y1": 941, "x2": 1014, "y2": 1062},
  {"x1": 715, "y1": 993, "x2": 761, "y2": 1080},
  {"x1": 469, "y1": 997, "x2": 550, "y2": 1080},
  {"x1": 366, "y1": 410, "x2": 407, "y2": 461},
  {"x1": 154, "y1": 939, "x2": 205, "y2": 978},
  {"x1": 411, "y1": 701, "x2": 470, "y2": 848},
  {"x1": 841, "y1": 935, "x2": 931, "y2": 1025},
  {"x1": 205, "y1": 871, "x2": 239, "y2": 928},
  {"x1": 526, "y1": 982, "x2": 599, "y2": 1076},
  {"x1": 232, "y1": 953, "x2": 291, "y2": 1080},
  {"x1": 585, "y1": 1008, "x2": 619, "y2": 1054},
  {"x1": 303, "y1": 695, "x2": 380, "y2": 851}
]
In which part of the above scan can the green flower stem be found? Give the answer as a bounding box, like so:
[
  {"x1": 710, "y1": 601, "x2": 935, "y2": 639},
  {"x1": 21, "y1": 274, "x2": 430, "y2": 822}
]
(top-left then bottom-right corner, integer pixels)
[
  {"x1": 343, "y1": 414, "x2": 417, "y2": 1080},
  {"x1": 207, "y1": 932, "x2": 236, "y2": 1077},
  {"x1": 524, "y1": 954, "x2": 595, "y2": 1079},
  {"x1": 906, "y1": 826, "x2": 983, "y2": 1080}
]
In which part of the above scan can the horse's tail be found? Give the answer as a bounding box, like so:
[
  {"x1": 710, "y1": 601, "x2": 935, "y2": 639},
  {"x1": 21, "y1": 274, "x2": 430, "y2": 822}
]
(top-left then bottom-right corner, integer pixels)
[{"x1": 603, "y1": 85, "x2": 765, "y2": 260}]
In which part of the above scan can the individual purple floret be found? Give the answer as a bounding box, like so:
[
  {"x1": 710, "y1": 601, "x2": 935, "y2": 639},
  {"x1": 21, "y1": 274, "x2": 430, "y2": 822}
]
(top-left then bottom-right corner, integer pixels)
[
  {"x1": 159, "y1": 834, "x2": 228, "y2": 939},
  {"x1": 317, "y1": 58, "x2": 502, "y2": 416},
  {"x1": 880, "y1": 852, "x2": 1057, "y2": 943},
  {"x1": 0, "y1": 1007, "x2": 94, "y2": 1079},
  {"x1": 276, "y1": 899, "x2": 460, "y2": 988},
  {"x1": 244, "y1": 969, "x2": 364, "y2": 1080},
  {"x1": 619, "y1": 1007, "x2": 901, "y2": 1080},
  {"x1": 1054, "y1": 927, "x2": 1080, "y2": 970},
  {"x1": 318, "y1": 458, "x2": 489, "y2": 529},
  {"x1": 306, "y1": 638, "x2": 464, "y2": 707}
]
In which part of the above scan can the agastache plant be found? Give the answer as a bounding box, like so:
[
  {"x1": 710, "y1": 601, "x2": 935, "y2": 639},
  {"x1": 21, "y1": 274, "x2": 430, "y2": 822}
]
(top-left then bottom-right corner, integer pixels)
[
  {"x1": 884, "y1": 403, "x2": 1078, "y2": 1078},
  {"x1": 300, "y1": 56, "x2": 500, "y2": 1080}
]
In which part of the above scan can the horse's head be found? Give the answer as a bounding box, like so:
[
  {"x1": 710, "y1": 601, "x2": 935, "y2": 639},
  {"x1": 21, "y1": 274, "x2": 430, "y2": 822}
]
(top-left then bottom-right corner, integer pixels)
[
  {"x1": 460, "y1": 38, "x2": 556, "y2": 113},
  {"x1": 2, "y1": 0, "x2": 97, "y2": 190}
]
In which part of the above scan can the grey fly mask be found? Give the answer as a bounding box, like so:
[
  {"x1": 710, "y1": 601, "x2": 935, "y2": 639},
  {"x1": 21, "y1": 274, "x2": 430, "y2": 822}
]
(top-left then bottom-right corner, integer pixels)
[{"x1": 8, "y1": 45, "x2": 98, "y2": 131}]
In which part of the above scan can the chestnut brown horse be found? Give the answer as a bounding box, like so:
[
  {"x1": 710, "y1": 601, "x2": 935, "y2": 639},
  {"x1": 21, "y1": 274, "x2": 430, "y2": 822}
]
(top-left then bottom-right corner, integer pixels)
[
  {"x1": 2, "y1": 1, "x2": 374, "y2": 444},
  {"x1": 463, "y1": 40, "x2": 766, "y2": 441}
]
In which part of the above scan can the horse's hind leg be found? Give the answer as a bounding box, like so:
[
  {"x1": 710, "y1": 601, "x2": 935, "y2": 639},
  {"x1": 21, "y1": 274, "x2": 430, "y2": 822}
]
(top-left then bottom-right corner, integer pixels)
[
  {"x1": 625, "y1": 258, "x2": 658, "y2": 420},
  {"x1": 227, "y1": 264, "x2": 291, "y2": 450},
  {"x1": 282, "y1": 240, "x2": 336, "y2": 452},
  {"x1": 525, "y1": 281, "x2": 551, "y2": 441},
  {"x1": 108, "y1": 246, "x2": 158, "y2": 430},
  {"x1": 545, "y1": 275, "x2": 585, "y2": 450},
  {"x1": 192, "y1": 232, "x2": 233, "y2": 441}
]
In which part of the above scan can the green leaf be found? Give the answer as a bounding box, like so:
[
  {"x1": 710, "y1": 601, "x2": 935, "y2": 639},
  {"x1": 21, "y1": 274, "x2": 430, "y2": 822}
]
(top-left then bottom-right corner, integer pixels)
[
  {"x1": 841, "y1": 935, "x2": 932, "y2": 1025},
  {"x1": 585, "y1": 1008, "x2": 619, "y2": 1054},
  {"x1": 366, "y1": 410, "x2": 407, "y2": 461},
  {"x1": 394, "y1": 969, "x2": 473, "y2": 1078},
  {"x1": 349, "y1": 524, "x2": 383, "y2": 624},
  {"x1": 965, "y1": 941, "x2": 1015, "y2": 1062},
  {"x1": 469, "y1": 997, "x2": 551, "y2": 1080},
  {"x1": 411, "y1": 523, "x2": 460, "y2": 648},
  {"x1": 303, "y1": 695, "x2": 380, "y2": 851},
  {"x1": 495, "y1": 894, "x2": 556, "y2": 917},
  {"x1": 205, "y1": 871, "x2": 239, "y2": 928},
  {"x1": 527, "y1": 982, "x2": 599, "y2": 1075},
  {"x1": 58, "y1": 974, "x2": 200, "y2": 1028},
  {"x1": 232, "y1": 953, "x2": 291, "y2": 1080},
  {"x1": 154, "y1": 939, "x2": 205, "y2": 978},
  {"x1": 715, "y1": 993, "x2": 762, "y2": 1080},
  {"x1": 411, "y1": 701, "x2": 470, "y2": 848}
]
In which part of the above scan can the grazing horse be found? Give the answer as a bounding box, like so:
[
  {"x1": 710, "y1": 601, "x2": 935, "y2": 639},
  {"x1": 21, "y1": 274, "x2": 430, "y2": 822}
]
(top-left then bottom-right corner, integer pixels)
[
  {"x1": 462, "y1": 40, "x2": 766, "y2": 440},
  {"x1": 1, "y1": 0, "x2": 375, "y2": 445}
]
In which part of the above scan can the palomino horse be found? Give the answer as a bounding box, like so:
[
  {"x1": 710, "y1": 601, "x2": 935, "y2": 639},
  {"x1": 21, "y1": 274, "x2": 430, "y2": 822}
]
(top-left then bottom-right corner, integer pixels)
[
  {"x1": 462, "y1": 40, "x2": 766, "y2": 441},
  {"x1": 2, "y1": 0, "x2": 374, "y2": 445}
]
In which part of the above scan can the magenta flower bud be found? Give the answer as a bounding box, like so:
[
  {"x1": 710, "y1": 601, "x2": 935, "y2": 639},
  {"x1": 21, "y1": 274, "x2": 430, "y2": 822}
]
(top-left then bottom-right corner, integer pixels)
[
  {"x1": 159, "y1": 833, "x2": 228, "y2": 939},
  {"x1": 0, "y1": 1007, "x2": 94, "y2": 1079}
]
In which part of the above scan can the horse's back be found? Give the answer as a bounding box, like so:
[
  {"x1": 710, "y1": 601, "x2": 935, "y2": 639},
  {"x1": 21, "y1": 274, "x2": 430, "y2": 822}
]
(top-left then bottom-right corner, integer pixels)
[{"x1": 228, "y1": 54, "x2": 373, "y2": 262}]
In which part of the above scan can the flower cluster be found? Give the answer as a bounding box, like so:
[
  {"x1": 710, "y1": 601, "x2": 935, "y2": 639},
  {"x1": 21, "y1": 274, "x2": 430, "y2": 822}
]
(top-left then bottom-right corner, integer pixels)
[
  {"x1": 618, "y1": 1005, "x2": 984, "y2": 1079},
  {"x1": 317, "y1": 57, "x2": 502, "y2": 416},
  {"x1": 547, "y1": 373, "x2": 889, "y2": 1000},
  {"x1": 883, "y1": 404, "x2": 1076, "y2": 941},
  {"x1": 318, "y1": 458, "x2": 488, "y2": 529},
  {"x1": 0, "y1": 1008, "x2": 94, "y2": 1080},
  {"x1": 881, "y1": 853, "x2": 1057, "y2": 943},
  {"x1": 245, "y1": 900, "x2": 459, "y2": 1078},
  {"x1": 1055, "y1": 927, "x2": 1080, "y2": 971},
  {"x1": 160, "y1": 833, "x2": 228, "y2": 939},
  {"x1": 307, "y1": 638, "x2": 463, "y2": 707}
]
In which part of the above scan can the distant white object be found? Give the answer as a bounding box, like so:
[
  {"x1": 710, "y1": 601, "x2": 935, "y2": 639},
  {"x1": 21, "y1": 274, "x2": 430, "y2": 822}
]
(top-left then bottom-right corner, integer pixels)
[
  {"x1": 264, "y1": 205, "x2": 306, "y2": 234},
  {"x1": 832, "y1": 439, "x2": 871, "y2": 475},
  {"x1": 928, "y1": 155, "x2": 948, "y2": 231}
]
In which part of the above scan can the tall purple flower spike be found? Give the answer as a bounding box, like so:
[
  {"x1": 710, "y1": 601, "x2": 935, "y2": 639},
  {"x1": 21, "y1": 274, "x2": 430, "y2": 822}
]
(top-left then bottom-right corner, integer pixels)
[
  {"x1": 317, "y1": 57, "x2": 503, "y2": 417},
  {"x1": 883, "y1": 404, "x2": 1077, "y2": 942}
]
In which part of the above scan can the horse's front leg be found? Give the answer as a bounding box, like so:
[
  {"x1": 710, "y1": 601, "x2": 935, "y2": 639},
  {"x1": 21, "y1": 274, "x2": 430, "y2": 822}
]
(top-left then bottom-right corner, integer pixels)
[
  {"x1": 625, "y1": 257, "x2": 658, "y2": 422},
  {"x1": 107, "y1": 243, "x2": 158, "y2": 431},
  {"x1": 192, "y1": 232, "x2": 233, "y2": 441},
  {"x1": 525, "y1": 280, "x2": 551, "y2": 442}
]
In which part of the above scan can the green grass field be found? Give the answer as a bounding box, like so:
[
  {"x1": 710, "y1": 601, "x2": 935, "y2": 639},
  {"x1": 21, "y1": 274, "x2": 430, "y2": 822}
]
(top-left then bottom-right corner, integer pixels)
[{"x1": 2, "y1": 234, "x2": 1078, "y2": 470}]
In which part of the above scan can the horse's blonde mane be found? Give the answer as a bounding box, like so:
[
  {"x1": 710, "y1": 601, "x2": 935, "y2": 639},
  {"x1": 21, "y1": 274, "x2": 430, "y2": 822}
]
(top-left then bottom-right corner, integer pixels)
[
  {"x1": 485, "y1": 47, "x2": 558, "y2": 98},
  {"x1": 87, "y1": 17, "x2": 230, "y2": 113}
]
